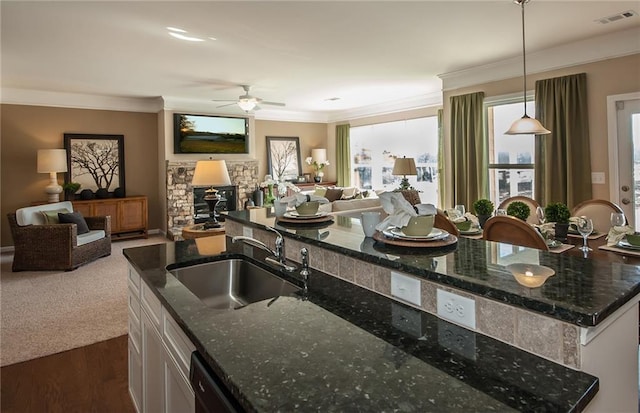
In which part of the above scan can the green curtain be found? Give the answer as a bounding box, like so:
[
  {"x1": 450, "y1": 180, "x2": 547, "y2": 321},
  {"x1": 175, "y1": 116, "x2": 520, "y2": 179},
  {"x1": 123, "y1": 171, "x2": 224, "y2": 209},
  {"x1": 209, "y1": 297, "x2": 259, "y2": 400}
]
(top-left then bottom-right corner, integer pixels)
[
  {"x1": 534, "y1": 73, "x2": 591, "y2": 208},
  {"x1": 437, "y1": 108, "x2": 445, "y2": 208},
  {"x1": 450, "y1": 92, "x2": 487, "y2": 209},
  {"x1": 335, "y1": 124, "x2": 351, "y2": 187}
]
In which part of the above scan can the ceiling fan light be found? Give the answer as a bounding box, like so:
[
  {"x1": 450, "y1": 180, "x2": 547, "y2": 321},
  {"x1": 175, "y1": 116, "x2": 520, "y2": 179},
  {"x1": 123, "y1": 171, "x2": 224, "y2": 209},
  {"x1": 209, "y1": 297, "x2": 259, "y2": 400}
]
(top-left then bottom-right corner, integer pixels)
[
  {"x1": 237, "y1": 99, "x2": 256, "y2": 111},
  {"x1": 505, "y1": 115, "x2": 551, "y2": 135}
]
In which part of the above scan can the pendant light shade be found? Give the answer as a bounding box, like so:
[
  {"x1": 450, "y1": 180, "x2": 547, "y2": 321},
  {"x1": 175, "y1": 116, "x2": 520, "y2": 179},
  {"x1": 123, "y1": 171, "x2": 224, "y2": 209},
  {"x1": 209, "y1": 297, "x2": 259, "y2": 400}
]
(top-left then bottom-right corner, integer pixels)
[{"x1": 505, "y1": 0, "x2": 551, "y2": 136}]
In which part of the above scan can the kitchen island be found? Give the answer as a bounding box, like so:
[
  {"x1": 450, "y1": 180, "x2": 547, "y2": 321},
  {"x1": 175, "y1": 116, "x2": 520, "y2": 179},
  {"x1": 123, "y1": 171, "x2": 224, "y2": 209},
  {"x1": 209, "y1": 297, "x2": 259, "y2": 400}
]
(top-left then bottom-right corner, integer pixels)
[
  {"x1": 125, "y1": 238, "x2": 599, "y2": 412},
  {"x1": 220, "y1": 208, "x2": 640, "y2": 412}
]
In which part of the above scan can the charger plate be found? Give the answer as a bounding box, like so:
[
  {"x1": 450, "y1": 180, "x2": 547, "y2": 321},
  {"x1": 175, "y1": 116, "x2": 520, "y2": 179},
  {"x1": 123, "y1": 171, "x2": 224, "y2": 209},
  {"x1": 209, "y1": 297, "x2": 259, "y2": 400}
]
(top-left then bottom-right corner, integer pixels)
[
  {"x1": 373, "y1": 231, "x2": 458, "y2": 248},
  {"x1": 277, "y1": 214, "x2": 334, "y2": 225}
]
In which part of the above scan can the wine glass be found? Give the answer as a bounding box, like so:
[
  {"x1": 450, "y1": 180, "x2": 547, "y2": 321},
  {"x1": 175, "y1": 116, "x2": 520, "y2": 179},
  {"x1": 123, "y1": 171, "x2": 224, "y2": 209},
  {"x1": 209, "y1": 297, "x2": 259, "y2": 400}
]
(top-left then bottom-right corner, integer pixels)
[
  {"x1": 610, "y1": 212, "x2": 626, "y2": 228},
  {"x1": 495, "y1": 209, "x2": 507, "y2": 216},
  {"x1": 455, "y1": 204, "x2": 466, "y2": 217},
  {"x1": 536, "y1": 206, "x2": 546, "y2": 224},
  {"x1": 577, "y1": 216, "x2": 593, "y2": 252}
]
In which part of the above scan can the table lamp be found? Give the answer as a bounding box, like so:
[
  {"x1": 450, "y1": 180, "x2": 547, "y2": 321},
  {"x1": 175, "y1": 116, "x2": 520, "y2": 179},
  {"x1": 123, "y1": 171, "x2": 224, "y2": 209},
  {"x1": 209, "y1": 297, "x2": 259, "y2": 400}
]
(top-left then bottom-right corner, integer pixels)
[
  {"x1": 37, "y1": 149, "x2": 68, "y2": 203},
  {"x1": 192, "y1": 159, "x2": 232, "y2": 229},
  {"x1": 392, "y1": 156, "x2": 417, "y2": 190}
]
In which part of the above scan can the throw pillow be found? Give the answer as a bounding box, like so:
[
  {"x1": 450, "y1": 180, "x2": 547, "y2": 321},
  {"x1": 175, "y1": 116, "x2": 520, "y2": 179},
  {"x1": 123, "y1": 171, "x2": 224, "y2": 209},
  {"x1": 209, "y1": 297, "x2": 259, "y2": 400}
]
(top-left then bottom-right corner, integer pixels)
[
  {"x1": 324, "y1": 188, "x2": 343, "y2": 202},
  {"x1": 340, "y1": 187, "x2": 359, "y2": 200},
  {"x1": 313, "y1": 186, "x2": 327, "y2": 197},
  {"x1": 40, "y1": 208, "x2": 71, "y2": 224},
  {"x1": 58, "y1": 211, "x2": 90, "y2": 234}
]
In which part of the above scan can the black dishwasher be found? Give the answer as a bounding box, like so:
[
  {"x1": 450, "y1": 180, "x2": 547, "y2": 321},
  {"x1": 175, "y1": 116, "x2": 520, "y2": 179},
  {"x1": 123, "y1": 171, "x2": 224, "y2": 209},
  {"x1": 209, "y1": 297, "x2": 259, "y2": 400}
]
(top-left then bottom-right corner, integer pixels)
[{"x1": 190, "y1": 351, "x2": 245, "y2": 413}]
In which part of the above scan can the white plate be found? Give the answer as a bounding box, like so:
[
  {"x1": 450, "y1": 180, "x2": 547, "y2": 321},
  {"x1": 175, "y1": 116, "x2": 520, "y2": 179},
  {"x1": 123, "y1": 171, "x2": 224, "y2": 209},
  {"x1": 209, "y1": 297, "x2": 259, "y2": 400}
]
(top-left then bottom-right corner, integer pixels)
[
  {"x1": 284, "y1": 211, "x2": 328, "y2": 220},
  {"x1": 460, "y1": 228, "x2": 482, "y2": 235},
  {"x1": 617, "y1": 239, "x2": 640, "y2": 250},
  {"x1": 384, "y1": 227, "x2": 449, "y2": 241}
]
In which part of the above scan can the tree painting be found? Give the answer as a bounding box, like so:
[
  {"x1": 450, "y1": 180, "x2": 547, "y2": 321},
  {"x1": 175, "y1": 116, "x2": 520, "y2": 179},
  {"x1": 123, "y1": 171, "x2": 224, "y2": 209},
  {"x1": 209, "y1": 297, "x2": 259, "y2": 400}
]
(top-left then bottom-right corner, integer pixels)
[
  {"x1": 267, "y1": 137, "x2": 301, "y2": 182},
  {"x1": 65, "y1": 134, "x2": 124, "y2": 192}
]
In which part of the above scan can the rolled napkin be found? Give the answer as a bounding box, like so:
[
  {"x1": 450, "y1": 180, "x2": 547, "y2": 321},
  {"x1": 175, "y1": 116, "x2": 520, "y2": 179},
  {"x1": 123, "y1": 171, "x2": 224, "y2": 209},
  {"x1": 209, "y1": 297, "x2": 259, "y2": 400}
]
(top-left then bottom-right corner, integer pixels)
[
  {"x1": 280, "y1": 193, "x2": 330, "y2": 207},
  {"x1": 452, "y1": 212, "x2": 479, "y2": 228},
  {"x1": 375, "y1": 192, "x2": 435, "y2": 231},
  {"x1": 445, "y1": 208, "x2": 462, "y2": 220},
  {"x1": 606, "y1": 225, "x2": 635, "y2": 246}
]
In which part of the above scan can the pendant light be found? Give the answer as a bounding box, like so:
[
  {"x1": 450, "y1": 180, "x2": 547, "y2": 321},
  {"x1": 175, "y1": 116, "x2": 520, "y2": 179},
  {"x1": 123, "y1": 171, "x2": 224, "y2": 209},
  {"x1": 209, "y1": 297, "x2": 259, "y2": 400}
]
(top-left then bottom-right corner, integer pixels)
[{"x1": 505, "y1": 0, "x2": 551, "y2": 135}]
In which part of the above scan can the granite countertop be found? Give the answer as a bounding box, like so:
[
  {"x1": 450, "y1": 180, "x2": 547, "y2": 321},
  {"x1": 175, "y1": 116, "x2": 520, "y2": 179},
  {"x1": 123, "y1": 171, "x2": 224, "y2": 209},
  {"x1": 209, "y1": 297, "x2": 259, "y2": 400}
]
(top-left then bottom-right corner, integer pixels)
[
  {"x1": 124, "y1": 240, "x2": 598, "y2": 412},
  {"x1": 224, "y1": 209, "x2": 640, "y2": 327}
]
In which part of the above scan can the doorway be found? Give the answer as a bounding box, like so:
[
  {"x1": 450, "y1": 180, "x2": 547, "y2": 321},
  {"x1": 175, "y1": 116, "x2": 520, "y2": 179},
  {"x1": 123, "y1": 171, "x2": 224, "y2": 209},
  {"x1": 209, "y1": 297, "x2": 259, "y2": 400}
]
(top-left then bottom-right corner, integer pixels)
[{"x1": 608, "y1": 93, "x2": 640, "y2": 230}]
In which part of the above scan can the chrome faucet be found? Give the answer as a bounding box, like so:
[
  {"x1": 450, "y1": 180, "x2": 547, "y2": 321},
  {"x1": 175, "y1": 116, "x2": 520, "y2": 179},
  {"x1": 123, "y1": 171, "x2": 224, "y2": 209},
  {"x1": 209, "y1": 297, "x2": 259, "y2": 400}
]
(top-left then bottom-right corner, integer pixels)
[{"x1": 231, "y1": 227, "x2": 296, "y2": 272}]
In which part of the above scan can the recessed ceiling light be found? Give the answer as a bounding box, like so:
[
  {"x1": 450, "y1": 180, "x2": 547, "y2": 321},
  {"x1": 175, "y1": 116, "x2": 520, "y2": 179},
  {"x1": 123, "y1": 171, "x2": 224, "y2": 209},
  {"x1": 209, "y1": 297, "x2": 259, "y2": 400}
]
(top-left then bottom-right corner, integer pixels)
[
  {"x1": 166, "y1": 27, "x2": 186, "y2": 33},
  {"x1": 169, "y1": 32, "x2": 204, "y2": 42}
]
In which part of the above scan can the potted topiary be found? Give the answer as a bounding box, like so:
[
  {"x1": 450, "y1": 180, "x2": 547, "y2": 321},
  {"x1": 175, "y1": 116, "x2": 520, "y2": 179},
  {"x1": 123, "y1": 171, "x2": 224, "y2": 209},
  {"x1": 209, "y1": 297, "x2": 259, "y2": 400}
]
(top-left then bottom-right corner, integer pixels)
[
  {"x1": 545, "y1": 202, "x2": 571, "y2": 242},
  {"x1": 62, "y1": 182, "x2": 81, "y2": 201},
  {"x1": 473, "y1": 198, "x2": 494, "y2": 228},
  {"x1": 506, "y1": 201, "x2": 531, "y2": 222}
]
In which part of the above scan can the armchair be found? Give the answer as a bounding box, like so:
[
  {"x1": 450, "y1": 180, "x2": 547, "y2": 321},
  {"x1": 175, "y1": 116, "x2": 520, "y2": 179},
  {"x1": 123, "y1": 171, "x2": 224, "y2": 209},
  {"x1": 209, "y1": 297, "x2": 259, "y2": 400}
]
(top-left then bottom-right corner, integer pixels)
[{"x1": 8, "y1": 201, "x2": 111, "y2": 271}]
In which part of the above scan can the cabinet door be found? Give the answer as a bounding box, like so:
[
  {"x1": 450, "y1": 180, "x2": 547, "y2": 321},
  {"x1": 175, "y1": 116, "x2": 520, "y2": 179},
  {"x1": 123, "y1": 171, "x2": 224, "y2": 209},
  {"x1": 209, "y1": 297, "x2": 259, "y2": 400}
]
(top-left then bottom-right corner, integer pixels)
[
  {"x1": 94, "y1": 202, "x2": 120, "y2": 232},
  {"x1": 128, "y1": 337, "x2": 143, "y2": 413},
  {"x1": 164, "y1": 351, "x2": 195, "y2": 413},
  {"x1": 141, "y1": 310, "x2": 164, "y2": 413},
  {"x1": 120, "y1": 198, "x2": 147, "y2": 231},
  {"x1": 72, "y1": 202, "x2": 93, "y2": 217}
]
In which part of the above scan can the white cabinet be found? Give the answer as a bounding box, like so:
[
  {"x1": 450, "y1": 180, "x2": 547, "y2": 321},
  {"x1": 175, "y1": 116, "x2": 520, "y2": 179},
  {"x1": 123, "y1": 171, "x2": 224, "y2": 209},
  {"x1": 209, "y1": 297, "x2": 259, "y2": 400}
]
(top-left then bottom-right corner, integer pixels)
[{"x1": 128, "y1": 264, "x2": 196, "y2": 413}]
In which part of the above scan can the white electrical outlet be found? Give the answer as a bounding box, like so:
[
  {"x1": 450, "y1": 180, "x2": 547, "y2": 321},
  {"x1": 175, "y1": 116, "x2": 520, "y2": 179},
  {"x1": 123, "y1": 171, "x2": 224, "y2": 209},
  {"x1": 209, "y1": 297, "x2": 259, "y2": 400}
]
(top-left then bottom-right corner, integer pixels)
[
  {"x1": 242, "y1": 226, "x2": 253, "y2": 238},
  {"x1": 391, "y1": 272, "x2": 421, "y2": 307},
  {"x1": 436, "y1": 289, "x2": 476, "y2": 329}
]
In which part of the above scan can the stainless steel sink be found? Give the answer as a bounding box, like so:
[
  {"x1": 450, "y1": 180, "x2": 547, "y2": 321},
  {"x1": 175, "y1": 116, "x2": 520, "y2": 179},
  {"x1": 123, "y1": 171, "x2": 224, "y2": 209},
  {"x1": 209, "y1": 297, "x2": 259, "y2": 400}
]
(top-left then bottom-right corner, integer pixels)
[{"x1": 169, "y1": 259, "x2": 300, "y2": 310}]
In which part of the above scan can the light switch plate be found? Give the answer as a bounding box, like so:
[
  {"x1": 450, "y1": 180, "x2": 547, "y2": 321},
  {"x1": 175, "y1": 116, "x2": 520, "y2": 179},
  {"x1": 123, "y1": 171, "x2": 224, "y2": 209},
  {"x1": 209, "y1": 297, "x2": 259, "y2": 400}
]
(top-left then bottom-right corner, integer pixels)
[
  {"x1": 391, "y1": 272, "x2": 421, "y2": 307},
  {"x1": 591, "y1": 172, "x2": 605, "y2": 184},
  {"x1": 436, "y1": 289, "x2": 476, "y2": 330}
]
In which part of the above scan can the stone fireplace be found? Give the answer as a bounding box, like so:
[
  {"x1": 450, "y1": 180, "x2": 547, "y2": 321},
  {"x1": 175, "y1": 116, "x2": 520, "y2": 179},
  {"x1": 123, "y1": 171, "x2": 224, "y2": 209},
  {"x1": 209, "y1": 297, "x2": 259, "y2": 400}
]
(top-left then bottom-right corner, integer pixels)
[{"x1": 166, "y1": 160, "x2": 259, "y2": 240}]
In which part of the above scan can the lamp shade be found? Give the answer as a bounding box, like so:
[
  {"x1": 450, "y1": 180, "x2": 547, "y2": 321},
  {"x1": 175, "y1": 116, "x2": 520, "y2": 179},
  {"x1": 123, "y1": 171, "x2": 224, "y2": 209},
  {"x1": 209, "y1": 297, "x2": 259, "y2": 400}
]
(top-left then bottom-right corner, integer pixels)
[
  {"x1": 237, "y1": 99, "x2": 257, "y2": 112},
  {"x1": 192, "y1": 159, "x2": 231, "y2": 186},
  {"x1": 505, "y1": 115, "x2": 551, "y2": 135},
  {"x1": 392, "y1": 157, "x2": 417, "y2": 176},
  {"x1": 37, "y1": 149, "x2": 68, "y2": 173},
  {"x1": 311, "y1": 148, "x2": 327, "y2": 163}
]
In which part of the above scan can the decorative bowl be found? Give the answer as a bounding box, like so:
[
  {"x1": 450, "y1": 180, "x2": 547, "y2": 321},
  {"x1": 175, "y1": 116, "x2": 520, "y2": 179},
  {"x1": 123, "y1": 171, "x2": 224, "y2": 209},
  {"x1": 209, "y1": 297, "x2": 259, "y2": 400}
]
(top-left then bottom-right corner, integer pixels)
[
  {"x1": 401, "y1": 215, "x2": 435, "y2": 236},
  {"x1": 296, "y1": 201, "x2": 320, "y2": 216},
  {"x1": 455, "y1": 220, "x2": 472, "y2": 232},
  {"x1": 506, "y1": 263, "x2": 555, "y2": 288},
  {"x1": 625, "y1": 233, "x2": 640, "y2": 246}
]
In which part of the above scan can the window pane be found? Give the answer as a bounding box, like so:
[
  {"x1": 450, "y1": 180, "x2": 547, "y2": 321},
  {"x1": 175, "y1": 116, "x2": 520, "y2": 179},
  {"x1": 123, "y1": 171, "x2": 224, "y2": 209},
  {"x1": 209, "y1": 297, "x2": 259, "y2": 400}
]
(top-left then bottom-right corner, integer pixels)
[
  {"x1": 489, "y1": 168, "x2": 534, "y2": 204},
  {"x1": 350, "y1": 117, "x2": 439, "y2": 205},
  {"x1": 487, "y1": 100, "x2": 536, "y2": 205}
]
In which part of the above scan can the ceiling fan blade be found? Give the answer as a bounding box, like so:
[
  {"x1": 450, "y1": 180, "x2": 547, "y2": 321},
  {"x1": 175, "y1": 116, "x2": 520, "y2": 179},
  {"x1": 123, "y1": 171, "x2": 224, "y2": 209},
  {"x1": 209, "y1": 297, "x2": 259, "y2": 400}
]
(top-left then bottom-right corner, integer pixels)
[
  {"x1": 216, "y1": 103, "x2": 237, "y2": 108},
  {"x1": 211, "y1": 99, "x2": 237, "y2": 102},
  {"x1": 261, "y1": 101, "x2": 286, "y2": 107}
]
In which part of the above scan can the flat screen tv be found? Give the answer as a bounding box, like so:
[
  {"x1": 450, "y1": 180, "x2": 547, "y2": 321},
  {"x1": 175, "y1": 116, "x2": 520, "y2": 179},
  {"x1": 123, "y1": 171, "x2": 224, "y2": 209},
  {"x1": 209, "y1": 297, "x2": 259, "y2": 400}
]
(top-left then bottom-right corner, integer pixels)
[{"x1": 173, "y1": 113, "x2": 249, "y2": 154}]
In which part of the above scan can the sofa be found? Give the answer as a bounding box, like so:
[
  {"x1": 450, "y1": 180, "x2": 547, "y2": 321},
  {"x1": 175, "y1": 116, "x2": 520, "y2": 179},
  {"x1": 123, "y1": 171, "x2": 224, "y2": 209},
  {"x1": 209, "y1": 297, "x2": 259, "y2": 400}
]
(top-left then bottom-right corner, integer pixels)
[
  {"x1": 7, "y1": 201, "x2": 111, "y2": 271},
  {"x1": 303, "y1": 185, "x2": 383, "y2": 214}
]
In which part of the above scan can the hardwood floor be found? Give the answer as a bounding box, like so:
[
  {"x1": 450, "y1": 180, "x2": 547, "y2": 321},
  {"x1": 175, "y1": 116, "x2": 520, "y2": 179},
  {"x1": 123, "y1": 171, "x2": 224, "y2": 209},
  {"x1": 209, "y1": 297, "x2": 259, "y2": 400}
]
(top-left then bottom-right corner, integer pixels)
[{"x1": 1, "y1": 335, "x2": 135, "y2": 413}]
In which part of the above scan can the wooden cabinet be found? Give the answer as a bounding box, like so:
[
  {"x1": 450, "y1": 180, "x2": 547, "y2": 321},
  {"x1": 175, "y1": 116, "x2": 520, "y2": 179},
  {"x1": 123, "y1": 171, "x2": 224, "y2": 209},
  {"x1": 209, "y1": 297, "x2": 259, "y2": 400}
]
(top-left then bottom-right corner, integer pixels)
[{"x1": 73, "y1": 196, "x2": 148, "y2": 240}]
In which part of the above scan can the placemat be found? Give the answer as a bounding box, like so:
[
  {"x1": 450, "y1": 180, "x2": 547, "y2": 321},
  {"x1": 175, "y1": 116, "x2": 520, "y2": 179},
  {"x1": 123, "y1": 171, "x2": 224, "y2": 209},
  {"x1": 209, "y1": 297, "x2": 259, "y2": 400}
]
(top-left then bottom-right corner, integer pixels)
[
  {"x1": 373, "y1": 231, "x2": 457, "y2": 248},
  {"x1": 567, "y1": 232, "x2": 607, "y2": 240},
  {"x1": 548, "y1": 243, "x2": 575, "y2": 254},
  {"x1": 598, "y1": 244, "x2": 640, "y2": 257}
]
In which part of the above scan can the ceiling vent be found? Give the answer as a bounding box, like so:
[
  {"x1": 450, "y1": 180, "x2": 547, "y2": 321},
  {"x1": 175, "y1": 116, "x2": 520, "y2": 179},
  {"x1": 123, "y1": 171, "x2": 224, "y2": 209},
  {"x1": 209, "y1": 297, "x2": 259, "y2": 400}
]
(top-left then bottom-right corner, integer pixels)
[{"x1": 595, "y1": 10, "x2": 637, "y2": 24}]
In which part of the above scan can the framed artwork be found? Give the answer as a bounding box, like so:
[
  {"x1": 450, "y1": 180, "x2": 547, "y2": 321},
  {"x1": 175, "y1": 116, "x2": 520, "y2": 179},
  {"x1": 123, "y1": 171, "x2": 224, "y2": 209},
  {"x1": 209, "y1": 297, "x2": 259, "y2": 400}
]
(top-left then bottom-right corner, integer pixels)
[
  {"x1": 64, "y1": 133, "x2": 125, "y2": 195},
  {"x1": 266, "y1": 136, "x2": 302, "y2": 182}
]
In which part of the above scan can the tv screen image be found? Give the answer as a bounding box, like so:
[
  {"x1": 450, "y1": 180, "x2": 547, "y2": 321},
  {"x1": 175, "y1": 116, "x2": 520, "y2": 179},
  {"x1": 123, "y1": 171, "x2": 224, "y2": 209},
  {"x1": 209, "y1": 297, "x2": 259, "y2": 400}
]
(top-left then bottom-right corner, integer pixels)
[{"x1": 174, "y1": 113, "x2": 249, "y2": 154}]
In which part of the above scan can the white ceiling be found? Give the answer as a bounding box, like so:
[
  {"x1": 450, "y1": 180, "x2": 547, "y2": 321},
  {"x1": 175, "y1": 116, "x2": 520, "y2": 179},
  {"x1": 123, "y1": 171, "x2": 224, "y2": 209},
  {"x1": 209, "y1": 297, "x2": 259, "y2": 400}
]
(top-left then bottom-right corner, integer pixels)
[{"x1": 2, "y1": 1, "x2": 639, "y2": 121}]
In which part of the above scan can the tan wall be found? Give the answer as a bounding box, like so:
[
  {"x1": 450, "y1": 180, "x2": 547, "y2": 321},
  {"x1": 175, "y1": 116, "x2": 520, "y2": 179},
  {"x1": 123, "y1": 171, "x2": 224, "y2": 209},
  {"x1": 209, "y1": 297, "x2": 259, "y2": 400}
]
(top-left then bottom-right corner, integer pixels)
[
  {"x1": 1, "y1": 104, "x2": 160, "y2": 247},
  {"x1": 442, "y1": 53, "x2": 640, "y2": 207},
  {"x1": 254, "y1": 120, "x2": 328, "y2": 182}
]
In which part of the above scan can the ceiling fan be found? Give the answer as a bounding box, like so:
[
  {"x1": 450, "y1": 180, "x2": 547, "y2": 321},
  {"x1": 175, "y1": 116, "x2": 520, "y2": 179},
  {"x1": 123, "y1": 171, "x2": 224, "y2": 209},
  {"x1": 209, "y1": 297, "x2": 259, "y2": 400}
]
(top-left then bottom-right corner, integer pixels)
[{"x1": 212, "y1": 85, "x2": 285, "y2": 112}]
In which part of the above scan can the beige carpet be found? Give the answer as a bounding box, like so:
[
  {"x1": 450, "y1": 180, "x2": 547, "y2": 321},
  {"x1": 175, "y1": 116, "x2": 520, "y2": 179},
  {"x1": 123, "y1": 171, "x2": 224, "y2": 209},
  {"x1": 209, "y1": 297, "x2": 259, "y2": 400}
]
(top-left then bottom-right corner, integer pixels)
[{"x1": 0, "y1": 235, "x2": 169, "y2": 367}]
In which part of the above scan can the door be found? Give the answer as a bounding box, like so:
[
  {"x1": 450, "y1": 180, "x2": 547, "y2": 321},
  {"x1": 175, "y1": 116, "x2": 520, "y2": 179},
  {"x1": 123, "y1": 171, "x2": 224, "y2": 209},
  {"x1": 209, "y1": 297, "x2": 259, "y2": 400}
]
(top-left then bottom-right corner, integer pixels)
[{"x1": 612, "y1": 96, "x2": 640, "y2": 230}]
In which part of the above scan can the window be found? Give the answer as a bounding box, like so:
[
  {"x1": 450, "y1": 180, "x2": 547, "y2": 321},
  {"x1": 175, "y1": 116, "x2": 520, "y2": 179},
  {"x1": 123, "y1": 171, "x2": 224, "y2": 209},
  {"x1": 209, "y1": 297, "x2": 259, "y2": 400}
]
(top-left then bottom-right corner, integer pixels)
[
  {"x1": 350, "y1": 117, "x2": 440, "y2": 205},
  {"x1": 486, "y1": 98, "x2": 536, "y2": 205}
]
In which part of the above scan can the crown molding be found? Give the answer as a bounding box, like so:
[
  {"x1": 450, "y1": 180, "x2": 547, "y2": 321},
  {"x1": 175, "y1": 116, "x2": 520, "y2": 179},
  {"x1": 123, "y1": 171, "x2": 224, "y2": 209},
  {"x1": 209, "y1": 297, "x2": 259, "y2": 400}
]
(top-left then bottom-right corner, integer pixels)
[
  {"x1": 324, "y1": 92, "x2": 443, "y2": 123},
  {"x1": 439, "y1": 27, "x2": 640, "y2": 91},
  {"x1": 0, "y1": 88, "x2": 163, "y2": 113}
]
